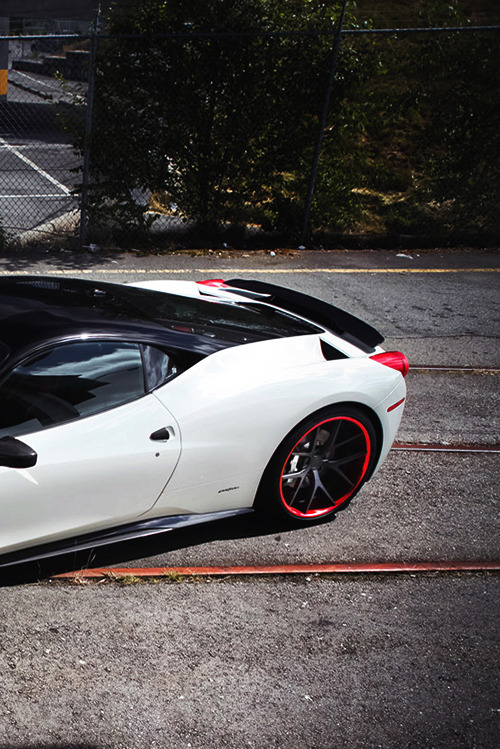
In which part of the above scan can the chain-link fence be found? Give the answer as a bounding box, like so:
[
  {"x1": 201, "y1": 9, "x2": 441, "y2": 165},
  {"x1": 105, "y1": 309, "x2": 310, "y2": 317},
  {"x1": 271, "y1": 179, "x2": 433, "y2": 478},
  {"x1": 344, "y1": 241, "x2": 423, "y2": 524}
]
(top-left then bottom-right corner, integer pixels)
[
  {"x1": 1, "y1": 18, "x2": 499, "y2": 249},
  {"x1": 0, "y1": 32, "x2": 86, "y2": 246}
]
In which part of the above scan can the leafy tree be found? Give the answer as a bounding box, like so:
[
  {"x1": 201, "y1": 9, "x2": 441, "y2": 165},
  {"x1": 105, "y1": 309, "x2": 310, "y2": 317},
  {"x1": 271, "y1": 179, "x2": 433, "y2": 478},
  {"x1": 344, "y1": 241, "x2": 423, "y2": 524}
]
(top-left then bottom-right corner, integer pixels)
[
  {"x1": 83, "y1": 0, "x2": 371, "y2": 238},
  {"x1": 76, "y1": 0, "x2": 498, "y2": 244},
  {"x1": 347, "y1": 0, "x2": 500, "y2": 242},
  {"x1": 411, "y1": 28, "x2": 500, "y2": 241}
]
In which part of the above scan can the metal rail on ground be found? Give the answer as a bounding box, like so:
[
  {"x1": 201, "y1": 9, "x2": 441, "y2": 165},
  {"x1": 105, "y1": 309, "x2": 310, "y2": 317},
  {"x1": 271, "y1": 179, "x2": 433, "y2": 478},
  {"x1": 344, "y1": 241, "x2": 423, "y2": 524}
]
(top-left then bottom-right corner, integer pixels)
[
  {"x1": 392, "y1": 443, "x2": 500, "y2": 454},
  {"x1": 410, "y1": 365, "x2": 499, "y2": 374},
  {"x1": 52, "y1": 560, "x2": 500, "y2": 581}
]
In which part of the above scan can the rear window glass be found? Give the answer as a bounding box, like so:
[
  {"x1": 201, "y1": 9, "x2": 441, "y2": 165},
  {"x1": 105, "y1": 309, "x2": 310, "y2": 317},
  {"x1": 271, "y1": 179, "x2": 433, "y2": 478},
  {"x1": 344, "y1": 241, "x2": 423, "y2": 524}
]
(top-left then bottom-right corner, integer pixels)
[
  {"x1": 0, "y1": 342, "x2": 8, "y2": 364},
  {"x1": 120, "y1": 287, "x2": 322, "y2": 339},
  {"x1": 0, "y1": 277, "x2": 321, "y2": 346}
]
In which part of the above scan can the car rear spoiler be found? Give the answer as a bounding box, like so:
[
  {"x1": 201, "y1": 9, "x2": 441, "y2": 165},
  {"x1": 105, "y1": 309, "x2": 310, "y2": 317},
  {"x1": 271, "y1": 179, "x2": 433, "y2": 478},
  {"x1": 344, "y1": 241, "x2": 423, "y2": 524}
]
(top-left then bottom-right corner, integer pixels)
[{"x1": 225, "y1": 278, "x2": 384, "y2": 353}]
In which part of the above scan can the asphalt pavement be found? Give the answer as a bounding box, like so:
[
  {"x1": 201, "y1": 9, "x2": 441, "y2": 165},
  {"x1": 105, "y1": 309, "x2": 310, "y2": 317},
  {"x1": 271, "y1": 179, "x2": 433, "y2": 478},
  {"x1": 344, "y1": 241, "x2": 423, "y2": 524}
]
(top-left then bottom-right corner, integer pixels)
[
  {"x1": 0, "y1": 247, "x2": 498, "y2": 748},
  {"x1": 0, "y1": 70, "x2": 81, "y2": 237},
  {"x1": 1, "y1": 575, "x2": 498, "y2": 749}
]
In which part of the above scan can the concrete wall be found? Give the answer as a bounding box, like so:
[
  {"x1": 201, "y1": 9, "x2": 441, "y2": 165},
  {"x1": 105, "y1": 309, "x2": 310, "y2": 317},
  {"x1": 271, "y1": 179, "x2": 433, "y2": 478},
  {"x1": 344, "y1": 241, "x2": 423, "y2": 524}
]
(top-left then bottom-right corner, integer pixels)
[{"x1": 13, "y1": 49, "x2": 90, "y2": 81}]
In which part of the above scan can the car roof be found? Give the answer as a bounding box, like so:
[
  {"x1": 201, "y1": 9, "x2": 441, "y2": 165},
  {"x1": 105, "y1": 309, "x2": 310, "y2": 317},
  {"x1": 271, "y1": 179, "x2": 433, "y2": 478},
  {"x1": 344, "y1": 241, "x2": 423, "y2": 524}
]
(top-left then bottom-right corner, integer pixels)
[{"x1": 0, "y1": 275, "x2": 319, "y2": 368}]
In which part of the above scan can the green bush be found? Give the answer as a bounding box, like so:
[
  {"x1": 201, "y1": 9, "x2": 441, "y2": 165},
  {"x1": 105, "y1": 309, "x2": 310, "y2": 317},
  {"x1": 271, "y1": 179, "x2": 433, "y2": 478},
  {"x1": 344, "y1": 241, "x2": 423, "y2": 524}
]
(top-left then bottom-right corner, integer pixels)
[
  {"x1": 83, "y1": 0, "x2": 372, "y2": 238},
  {"x1": 72, "y1": 0, "x2": 499, "y2": 244},
  {"x1": 346, "y1": 1, "x2": 500, "y2": 242}
]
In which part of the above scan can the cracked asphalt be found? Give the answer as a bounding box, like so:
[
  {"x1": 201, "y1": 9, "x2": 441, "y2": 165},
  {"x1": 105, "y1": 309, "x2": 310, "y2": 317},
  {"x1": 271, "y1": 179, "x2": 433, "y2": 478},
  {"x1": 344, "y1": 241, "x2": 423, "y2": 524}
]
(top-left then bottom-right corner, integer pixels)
[{"x1": 0, "y1": 247, "x2": 499, "y2": 748}]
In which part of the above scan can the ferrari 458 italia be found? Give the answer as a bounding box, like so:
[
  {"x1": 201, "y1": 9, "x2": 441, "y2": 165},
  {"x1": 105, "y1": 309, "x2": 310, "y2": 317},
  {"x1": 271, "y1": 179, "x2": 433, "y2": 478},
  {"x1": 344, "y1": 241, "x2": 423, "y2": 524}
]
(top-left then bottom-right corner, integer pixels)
[{"x1": 0, "y1": 275, "x2": 408, "y2": 567}]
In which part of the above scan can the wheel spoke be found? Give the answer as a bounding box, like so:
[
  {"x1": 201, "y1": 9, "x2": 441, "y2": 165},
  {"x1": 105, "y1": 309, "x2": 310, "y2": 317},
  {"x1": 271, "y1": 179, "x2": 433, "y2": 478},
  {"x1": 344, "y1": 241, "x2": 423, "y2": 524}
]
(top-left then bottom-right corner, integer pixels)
[
  {"x1": 330, "y1": 464, "x2": 356, "y2": 488},
  {"x1": 310, "y1": 426, "x2": 324, "y2": 453},
  {"x1": 282, "y1": 467, "x2": 309, "y2": 481},
  {"x1": 322, "y1": 420, "x2": 342, "y2": 453},
  {"x1": 331, "y1": 433, "x2": 364, "y2": 450},
  {"x1": 291, "y1": 469, "x2": 321, "y2": 513},
  {"x1": 311, "y1": 470, "x2": 337, "y2": 508},
  {"x1": 287, "y1": 469, "x2": 314, "y2": 509},
  {"x1": 326, "y1": 451, "x2": 366, "y2": 467},
  {"x1": 290, "y1": 469, "x2": 338, "y2": 514}
]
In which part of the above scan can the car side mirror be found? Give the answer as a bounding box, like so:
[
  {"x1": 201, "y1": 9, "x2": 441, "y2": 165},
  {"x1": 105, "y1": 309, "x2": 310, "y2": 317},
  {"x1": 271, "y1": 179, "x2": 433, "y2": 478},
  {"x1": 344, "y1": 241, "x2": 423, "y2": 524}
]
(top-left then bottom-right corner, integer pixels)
[{"x1": 0, "y1": 436, "x2": 38, "y2": 468}]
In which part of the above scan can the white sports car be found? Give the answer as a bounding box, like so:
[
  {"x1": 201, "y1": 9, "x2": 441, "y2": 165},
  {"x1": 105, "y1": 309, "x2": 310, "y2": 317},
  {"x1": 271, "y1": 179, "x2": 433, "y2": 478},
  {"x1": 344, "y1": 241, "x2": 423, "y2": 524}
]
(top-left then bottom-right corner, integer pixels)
[{"x1": 0, "y1": 275, "x2": 407, "y2": 567}]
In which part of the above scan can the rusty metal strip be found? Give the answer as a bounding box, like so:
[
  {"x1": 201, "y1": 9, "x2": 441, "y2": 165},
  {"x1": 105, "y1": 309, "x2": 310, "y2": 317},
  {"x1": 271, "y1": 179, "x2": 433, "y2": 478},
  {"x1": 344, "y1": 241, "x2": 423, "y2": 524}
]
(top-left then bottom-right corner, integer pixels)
[
  {"x1": 52, "y1": 560, "x2": 500, "y2": 580},
  {"x1": 410, "y1": 365, "x2": 499, "y2": 374},
  {"x1": 392, "y1": 443, "x2": 499, "y2": 453}
]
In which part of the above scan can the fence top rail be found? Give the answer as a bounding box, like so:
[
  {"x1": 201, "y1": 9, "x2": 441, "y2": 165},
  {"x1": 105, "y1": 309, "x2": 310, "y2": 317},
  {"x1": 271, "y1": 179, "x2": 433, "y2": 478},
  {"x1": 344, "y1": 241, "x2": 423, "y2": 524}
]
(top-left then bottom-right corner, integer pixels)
[{"x1": 2, "y1": 26, "x2": 500, "y2": 43}]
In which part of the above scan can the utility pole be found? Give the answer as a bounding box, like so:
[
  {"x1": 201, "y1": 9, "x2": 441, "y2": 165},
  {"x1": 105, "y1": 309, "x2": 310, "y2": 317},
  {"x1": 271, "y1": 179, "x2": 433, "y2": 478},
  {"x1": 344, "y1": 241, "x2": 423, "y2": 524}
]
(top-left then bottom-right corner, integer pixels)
[
  {"x1": 300, "y1": 0, "x2": 348, "y2": 246},
  {"x1": 78, "y1": 4, "x2": 101, "y2": 249}
]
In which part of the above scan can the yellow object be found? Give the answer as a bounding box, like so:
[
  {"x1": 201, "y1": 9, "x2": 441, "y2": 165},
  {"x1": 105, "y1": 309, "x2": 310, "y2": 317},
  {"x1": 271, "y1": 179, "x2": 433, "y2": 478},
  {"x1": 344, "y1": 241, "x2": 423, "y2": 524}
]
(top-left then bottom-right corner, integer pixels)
[{"x1": 0, "y1": 69, "x2": 7, "y2": 96}]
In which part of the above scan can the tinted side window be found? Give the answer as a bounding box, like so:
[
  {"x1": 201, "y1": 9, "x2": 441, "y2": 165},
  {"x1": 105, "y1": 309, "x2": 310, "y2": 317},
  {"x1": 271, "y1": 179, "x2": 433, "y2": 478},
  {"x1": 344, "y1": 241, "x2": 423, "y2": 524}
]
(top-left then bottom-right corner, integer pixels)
[
  {"x1": 141, "y1": 345, "x2": 177, "y2": 390},
  {"x1": 0, "y1": 341, "x2": 145, "y2": 439}
]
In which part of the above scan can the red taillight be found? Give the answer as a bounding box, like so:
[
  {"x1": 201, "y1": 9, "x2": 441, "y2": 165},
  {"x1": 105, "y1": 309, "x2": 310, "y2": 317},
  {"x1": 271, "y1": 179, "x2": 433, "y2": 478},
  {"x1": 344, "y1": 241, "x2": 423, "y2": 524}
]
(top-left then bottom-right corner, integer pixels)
[
  {"x1": 196, "y1": 279, "x2": 227, "y2": 288},
  {"x1": 370, "y1": 351, "x2": 409, "y2": 378}
]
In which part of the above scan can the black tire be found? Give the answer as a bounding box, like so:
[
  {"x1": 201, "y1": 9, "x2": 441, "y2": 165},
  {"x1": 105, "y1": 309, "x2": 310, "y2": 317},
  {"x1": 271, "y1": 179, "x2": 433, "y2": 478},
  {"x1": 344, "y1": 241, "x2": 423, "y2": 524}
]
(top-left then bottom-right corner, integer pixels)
[{"x1": 255, "y1": 405, "x2": 378, "y2": 523}]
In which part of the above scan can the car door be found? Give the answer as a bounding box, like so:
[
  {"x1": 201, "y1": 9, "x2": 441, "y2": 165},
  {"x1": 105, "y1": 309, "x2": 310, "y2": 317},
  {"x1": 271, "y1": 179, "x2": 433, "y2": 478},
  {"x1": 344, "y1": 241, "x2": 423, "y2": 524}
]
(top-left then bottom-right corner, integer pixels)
[{"x1": 0, "y1": 340, "x2": 181, "y2": 554}]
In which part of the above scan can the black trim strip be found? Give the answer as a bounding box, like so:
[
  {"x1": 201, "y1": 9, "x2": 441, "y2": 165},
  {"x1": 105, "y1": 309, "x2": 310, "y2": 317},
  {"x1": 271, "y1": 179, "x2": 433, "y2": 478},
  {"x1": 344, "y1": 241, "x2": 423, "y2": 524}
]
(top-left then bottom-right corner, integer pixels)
[
  {"x1": 0, "y1": 509, "x2": 254, "y2": 569},
  {"x1": 226, "y1": 279, "x2": 384, "y2": 352}
]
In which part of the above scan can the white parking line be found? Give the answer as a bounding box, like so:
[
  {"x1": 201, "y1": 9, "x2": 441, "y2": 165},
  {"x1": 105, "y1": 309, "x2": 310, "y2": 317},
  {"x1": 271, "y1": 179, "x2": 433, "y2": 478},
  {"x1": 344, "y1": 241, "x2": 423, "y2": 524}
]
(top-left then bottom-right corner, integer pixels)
[
  {"x1": 0, "y1": 194, "x2": 75, "y2": 198},
  {"x1": 0, "y1": 136, "x2": 71, "y2": 195},
  {"x1": 0, "y1": 143, "x2": 74, "y2": 151},
  {"x1": 11, "y1": 70, "x2": 63, "y2": 93}
]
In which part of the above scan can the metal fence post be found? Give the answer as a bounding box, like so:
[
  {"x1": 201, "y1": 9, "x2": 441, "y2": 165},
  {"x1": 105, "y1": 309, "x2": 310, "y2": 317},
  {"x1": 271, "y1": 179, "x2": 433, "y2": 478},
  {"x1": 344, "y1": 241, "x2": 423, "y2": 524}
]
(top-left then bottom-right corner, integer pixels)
[
  {"x1": 0, "y1": 18, "x2": 9, "y2": 103},
  {"x1": 78, "y1": 10, "x2": 100, "y2": 250},
  {"x1": 300, "y1": 0, "x2": 348, "y2": 246}
]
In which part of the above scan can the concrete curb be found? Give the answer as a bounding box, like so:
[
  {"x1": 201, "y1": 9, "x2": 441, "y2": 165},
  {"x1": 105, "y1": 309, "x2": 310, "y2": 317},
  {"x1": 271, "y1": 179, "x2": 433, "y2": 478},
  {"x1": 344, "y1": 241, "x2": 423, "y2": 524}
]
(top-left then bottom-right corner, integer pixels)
[{"x1": 14, "y1": 209, "x2": 79, "y2": 245}]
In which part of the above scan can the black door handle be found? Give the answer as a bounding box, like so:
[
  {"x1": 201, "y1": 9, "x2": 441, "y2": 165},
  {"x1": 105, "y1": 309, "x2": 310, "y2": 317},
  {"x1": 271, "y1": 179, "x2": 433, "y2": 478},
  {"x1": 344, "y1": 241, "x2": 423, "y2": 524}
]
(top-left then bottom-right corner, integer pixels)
[{"x1": 150, "y1": 427, "x2": 171, "y2": 441}]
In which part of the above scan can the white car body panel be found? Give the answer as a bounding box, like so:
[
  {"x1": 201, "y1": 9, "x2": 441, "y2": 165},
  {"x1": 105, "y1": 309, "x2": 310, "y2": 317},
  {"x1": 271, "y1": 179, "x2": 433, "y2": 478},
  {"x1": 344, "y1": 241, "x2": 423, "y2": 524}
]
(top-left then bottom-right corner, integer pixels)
[
  {"x1": 0, "y1": 395, "x2": 180, "y2": 554},
  {"x1": 148, "y1": 334, "x2": 405, "y2": 515}
]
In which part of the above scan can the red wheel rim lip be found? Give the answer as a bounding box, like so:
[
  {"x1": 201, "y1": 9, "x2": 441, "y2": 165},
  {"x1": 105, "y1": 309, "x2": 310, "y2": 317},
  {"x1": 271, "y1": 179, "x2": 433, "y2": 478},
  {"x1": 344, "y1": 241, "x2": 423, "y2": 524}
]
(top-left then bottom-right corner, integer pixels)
[{"x1": 279, "y1": 416, "x2": 372, "y2": 518}]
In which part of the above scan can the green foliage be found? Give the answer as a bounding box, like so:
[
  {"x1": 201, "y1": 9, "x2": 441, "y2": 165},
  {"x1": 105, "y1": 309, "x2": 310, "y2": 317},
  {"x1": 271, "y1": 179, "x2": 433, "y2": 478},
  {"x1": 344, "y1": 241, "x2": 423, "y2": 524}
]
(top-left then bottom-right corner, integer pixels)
[
  {"x1": 85, "y1": 0, "x2": 371, "y2": 237},
  {"x1": 74, "y1": 0, "x2": 499, "y2": 244},
  {"x1": 346, "y1": 0, "x2": 500, "y2": 242},
  {"x1": 410, "y1": 29, "x2": 500, "y2": 240},
  {"x1": 311, "y1": 34, "x2": 385, "y2": 233}
]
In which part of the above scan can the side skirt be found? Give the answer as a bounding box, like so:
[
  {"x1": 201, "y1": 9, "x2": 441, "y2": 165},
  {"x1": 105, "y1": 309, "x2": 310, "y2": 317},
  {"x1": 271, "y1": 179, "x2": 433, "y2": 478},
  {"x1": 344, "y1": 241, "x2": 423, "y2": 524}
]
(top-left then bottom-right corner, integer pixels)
[{"x1": 0, "y1": 509, "x2": 254, "y2": 569}]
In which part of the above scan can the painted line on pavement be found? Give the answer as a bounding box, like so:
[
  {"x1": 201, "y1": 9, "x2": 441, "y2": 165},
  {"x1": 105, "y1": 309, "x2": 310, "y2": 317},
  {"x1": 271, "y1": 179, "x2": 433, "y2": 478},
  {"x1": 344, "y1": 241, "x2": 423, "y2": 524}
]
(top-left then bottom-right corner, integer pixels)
[
  {"x1": 0, "y1": 70, "x2": 7, "y2": 97},
  {"x1": 53, "y1": 560, "x2": 500, "y2": 580},
  {"x1": 0, "y1": 143, "x2": 74, "y2": 150},
  {"x1": 0, "y1": 194, "x2": 75, "y2": 199},
  {"x1": 392, "y1": 443, "x2": 499, "y2": 454},
  {"x1": 1, "y1": 267, "x2": 499, "y2": 276},
  {"x1": 10, "y1": 69, "x2": 64, "y2": 93},
  {"x1": 0, "y1": 136, "x2": 71, "y2": 195}
]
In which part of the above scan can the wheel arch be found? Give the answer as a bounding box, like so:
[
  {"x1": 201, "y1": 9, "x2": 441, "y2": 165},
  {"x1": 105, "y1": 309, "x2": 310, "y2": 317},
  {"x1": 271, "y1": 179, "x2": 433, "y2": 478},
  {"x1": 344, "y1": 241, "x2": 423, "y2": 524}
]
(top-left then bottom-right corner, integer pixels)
[
  {"x1": 335, "y1": 400, "x2": 383, "y2": 481},
  {"x1": 254, "y1": 400, "x2": 384, "y2": 517},
  {"x1": 263, "y1": 399, "x2": 384, "y2": 478}
]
